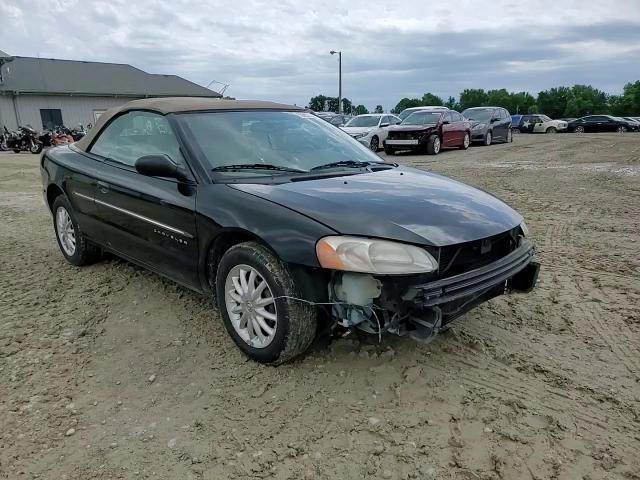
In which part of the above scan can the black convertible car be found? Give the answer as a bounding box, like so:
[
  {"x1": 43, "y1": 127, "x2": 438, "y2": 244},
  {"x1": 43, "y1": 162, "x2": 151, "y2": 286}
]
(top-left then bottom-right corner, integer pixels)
[{"x1": 41, "y1": 98, "x2": 539, "y2": 364}]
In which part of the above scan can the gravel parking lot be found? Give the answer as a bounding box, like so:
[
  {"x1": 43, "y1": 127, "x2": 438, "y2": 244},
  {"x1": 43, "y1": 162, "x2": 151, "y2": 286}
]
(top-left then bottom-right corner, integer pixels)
[{"x1": 1, "y1": 133, "x2": 639, "y2": 479}]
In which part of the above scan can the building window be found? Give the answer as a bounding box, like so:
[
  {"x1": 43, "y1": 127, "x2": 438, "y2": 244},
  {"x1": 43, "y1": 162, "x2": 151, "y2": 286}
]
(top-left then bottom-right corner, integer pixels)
[
  {"x1": 40, "y1": 109, "x2": 63, "y2": 130},
  {"x1": 93, "y1": 110, "x2": 107, "y2": 123}
]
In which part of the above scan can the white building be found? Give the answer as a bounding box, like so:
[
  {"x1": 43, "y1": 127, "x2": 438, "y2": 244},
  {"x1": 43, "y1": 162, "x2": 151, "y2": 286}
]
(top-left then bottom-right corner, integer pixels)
[{"x1": 0, "y1": 50, "x2": 220, "y2": 131}]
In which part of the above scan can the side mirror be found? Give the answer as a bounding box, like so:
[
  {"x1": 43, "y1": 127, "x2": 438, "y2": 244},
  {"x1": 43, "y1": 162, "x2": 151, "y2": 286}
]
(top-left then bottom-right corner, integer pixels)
[
  {"x1": 380, "y1": 122, "x2": 390, "y2": 128},
  {"x1": 441, "y1": 120, "x2": 450, "y2": 125},
  {"x1": 135, "y1": 154, "x2": 190, "y2": 182},
  {"x1": 490, "y1": 117, "x2": 499, "y2": 123}
]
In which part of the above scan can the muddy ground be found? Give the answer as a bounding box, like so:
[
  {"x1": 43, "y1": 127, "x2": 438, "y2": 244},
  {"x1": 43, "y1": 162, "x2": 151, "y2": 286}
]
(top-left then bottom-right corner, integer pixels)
[{"x1": 1, "y1": 133, "x2": 639, "y2": 480}]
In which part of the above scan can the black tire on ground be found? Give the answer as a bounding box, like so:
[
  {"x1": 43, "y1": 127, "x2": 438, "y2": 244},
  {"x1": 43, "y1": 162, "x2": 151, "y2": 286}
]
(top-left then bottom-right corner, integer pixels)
[
  {"x1": 370, "y1": 136, "x2": 379, "y2": 151},
  {"x1": 52, "y1": 195, "x2": 101, "y2": 266},
  {"x1": 484, "y1": 131, "x2": 493, "y2": 146},
  {"x1": 574, "y1": 126, "x2": 585, "y2": 133},
  {"x1": 13, "y1": 149, "x2": 20, "y2": 154},
  {"x1": 216, "y1": 241, "x2": 318, "y2": 365},
  {"x1": 617, "y1": 126, "x2": 627, "y2": 133},
  {"x1": 426, "y1": 134, "x2": 441, "y2": 155},
  {"x1": 30, "y1": 143, "x2": 43, "y2": 154},
  {"x1": 459, "y1": 132, "x2": 470, "y2": 150},
  {"x1": 507, "y1": 129, "x2": 513, "y2": 143},
  {"x1": 545, "y1": 127, "x2": 557, "y2": 134},
  {"x1": 384, "y1": 146, "x2": 395, "y2": 155}
]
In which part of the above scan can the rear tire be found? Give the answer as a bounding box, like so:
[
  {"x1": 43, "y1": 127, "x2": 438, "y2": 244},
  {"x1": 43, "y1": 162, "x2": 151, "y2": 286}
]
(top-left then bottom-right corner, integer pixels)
[
  {"x1": 216, "y1": 241, "x2": 317, "y2": 365},
  {"x1": 426, "y1": 135, "x2": 441, "y2": 155},
  {"x1": 52, "y1": 196, "x2": 101, "y2": 266}
]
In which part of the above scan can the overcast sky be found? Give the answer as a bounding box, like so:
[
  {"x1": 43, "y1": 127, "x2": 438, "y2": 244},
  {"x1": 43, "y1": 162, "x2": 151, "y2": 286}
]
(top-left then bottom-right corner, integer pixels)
[{"x1": 1, "y1": 0, "x2": 640, "y2": 110}]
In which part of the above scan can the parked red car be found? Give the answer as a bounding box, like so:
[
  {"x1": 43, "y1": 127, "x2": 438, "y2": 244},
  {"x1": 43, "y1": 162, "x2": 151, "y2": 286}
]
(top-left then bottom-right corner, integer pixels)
[{"x1": 384, "y1": 109, "x2": 471, "y2": 155}]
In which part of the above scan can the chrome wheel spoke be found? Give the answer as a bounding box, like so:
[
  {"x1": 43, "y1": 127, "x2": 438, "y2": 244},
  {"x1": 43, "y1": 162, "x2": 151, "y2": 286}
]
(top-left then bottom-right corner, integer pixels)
[{"x1": 224, "y1": 264, "x2": 278, "y2": 349}]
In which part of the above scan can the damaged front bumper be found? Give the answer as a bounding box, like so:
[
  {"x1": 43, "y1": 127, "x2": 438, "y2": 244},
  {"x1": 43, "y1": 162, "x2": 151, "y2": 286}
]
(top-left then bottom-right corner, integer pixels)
[{"x1": 330, "y1": 239, "x2": 539, "y2": 341}]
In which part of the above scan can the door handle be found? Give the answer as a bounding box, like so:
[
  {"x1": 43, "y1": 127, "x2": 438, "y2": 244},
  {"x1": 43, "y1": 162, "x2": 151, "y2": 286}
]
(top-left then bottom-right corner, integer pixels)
[{"x1": 97, "y1": 181, "x2": 109, "y2": 194}]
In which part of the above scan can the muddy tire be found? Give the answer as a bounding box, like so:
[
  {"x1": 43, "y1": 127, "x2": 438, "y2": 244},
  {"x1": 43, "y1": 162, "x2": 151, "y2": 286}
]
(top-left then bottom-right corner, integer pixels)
[
  {"x1": 216, "y1": 241, "x2": 317, "y2": 365},
  {"x1": 384, "y1": 145, "x2": 395, "y2": 156},
  {"x1": 426, "y1": 134, "x2": 441, "y2": 155},
  {"x1": 52, "y1": 196, "x2": 101, "y2": 266}
]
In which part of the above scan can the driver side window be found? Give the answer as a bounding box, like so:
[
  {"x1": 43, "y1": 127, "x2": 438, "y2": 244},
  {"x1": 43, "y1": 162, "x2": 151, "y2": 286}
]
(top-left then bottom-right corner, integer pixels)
[{"x1": 90, "y1": 111, "x2": 183, "y2": 167}]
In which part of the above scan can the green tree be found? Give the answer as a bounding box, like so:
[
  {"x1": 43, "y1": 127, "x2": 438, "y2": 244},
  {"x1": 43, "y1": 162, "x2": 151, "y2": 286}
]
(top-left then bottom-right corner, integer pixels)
[
  {"x1": 341, "y1": 98, "x2": 353, "y2": 115},
  {"x1": 354, "y1": 105, "x2": 369, "y2": 115},
  {"x1": 444, "y1": 96, "x2": 459, "y2": 110},
  {"x1": 564, "y1": 85, "x2": 609, "y2": 117},
  {"x1": 510, "y1": 92, "x2": 537, "y2": 114},
  {"x1": 610, "y1": 81, "x2": 640, "y2": 116},
  {"x1": 485, "y1": 89, "x2": 513, "y2": 110},
  {"x1": 537, "y1": 87, "x2": 571, "y2": 118},
  {"x1": 374, "y1": 105, "x2": 384, "y2": 113},
  {"x1": 420, "y1": 92, "x2": 443, "y2": 106},
  {"x1": 393, "y1": 97, "x2": 422, "y2": 113},
  {"x1": 458, "y1": 89, "x2": 488, "y2": 110},
  {"x1": 308, "y1": 94, "x2": 328, "y2": 112}
]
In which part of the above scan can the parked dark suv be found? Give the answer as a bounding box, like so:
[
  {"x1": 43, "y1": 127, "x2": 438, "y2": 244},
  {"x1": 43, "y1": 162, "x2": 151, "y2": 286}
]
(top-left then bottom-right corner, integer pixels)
[
  {"x1": 383, "y1": 109, "x2": 471, "y2": 155},
  {"x1": 462, "y1": 107, "x2": 513, "y2": 145}
]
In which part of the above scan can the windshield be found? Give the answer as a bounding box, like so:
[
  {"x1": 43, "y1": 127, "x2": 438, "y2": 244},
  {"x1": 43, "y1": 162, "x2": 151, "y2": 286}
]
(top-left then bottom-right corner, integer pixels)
[
  {"x1": 401, "y1": 111, "x2": 442, "y2": 125},
  {"x1": 462, "y1": 109, "x2": 494, "y2": 122},
  {"x1": 539, "y1": 115, "x2": 552, "y2": 122},
  {"x1": 345, "y1": 116, "x2": 380, "y2": 127},
  {"x1": 177, "y1": 111, "x2": 385, "y2": 175}
]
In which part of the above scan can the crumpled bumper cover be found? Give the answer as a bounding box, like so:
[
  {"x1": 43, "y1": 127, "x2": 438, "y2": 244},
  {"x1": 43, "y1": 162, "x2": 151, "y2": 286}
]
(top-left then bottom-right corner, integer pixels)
[{"x1": 404, "y1": 239, "x2": 539, "y2": 308}]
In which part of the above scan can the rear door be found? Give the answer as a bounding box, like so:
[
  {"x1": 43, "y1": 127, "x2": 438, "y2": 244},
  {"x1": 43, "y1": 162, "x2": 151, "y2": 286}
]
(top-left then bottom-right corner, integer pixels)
[
  {"x1": 441, "y1": 112, "x2": 456, "y2": 146},
  {"x1": 87, "y1": 110, "x2": 200, "y2": 288}
]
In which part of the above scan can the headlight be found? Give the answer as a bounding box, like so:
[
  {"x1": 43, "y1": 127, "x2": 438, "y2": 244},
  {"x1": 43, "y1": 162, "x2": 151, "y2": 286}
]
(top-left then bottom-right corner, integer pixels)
[
  {"x1": 316, "y1": 236, "x2": 438, "y2": 274},
  {"x1": 520, "y1": 221, "x2": 529, "y2": 237},
  {"x1": 472, "y1": 123, "x2": 486, "y2": 130},
  {"x1": 352, "y1": 132, "x2": 368, "y2": 139}
]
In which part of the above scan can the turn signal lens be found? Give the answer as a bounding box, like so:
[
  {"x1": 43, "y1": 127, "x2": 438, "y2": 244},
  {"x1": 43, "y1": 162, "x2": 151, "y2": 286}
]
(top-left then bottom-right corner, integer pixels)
[{"x1": 316, "y1": 236, "x2": 438, "y2": 275}]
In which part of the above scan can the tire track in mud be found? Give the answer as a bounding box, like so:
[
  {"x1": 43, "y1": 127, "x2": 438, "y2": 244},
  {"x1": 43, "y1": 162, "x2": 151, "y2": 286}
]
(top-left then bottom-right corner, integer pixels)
[{"x1": 437, "y1": 346, "x2": 621, "y2": 436}]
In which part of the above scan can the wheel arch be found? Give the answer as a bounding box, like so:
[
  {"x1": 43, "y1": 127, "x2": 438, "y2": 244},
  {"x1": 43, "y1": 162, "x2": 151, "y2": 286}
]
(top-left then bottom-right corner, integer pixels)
[{"x1": 46, "y1": 184, "x2": 66, "y2": 213}]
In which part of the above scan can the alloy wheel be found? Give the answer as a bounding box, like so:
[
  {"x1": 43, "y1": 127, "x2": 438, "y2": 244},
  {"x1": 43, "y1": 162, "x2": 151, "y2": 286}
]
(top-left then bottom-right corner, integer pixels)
[
  {"x1": 485, "y1": 131, "x2": 492, "y2": 146},
  {"x1": 433, "y1": 136, "x2": 441, "y2": 153},
  {"x1": 575, "y1": 126, "x2": 585, "y2": 133},
  {"x1": 55, "y1": 206, "x2": 76, "y2": 256},
  {"x1": 224, "y1": 264, "x2": 278, "y2": 349},
  {"x1": 370, "y1": 136, "x2": 379, "y2": 151},
  {"x1": 617, "y1": 126, "x2": 627, "y2": 133},
  {"x1": 463, "y1": 133, "x2": 470, "y2": 148}
]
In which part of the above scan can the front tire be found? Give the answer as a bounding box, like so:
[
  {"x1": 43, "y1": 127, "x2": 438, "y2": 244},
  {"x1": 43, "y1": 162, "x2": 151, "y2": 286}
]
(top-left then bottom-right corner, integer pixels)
[
  {"x1": 370, "y1": 136, "x2": 379, "y2": 151},
  {"x1": 216, "y1": 242, "x2": 317, "y2": 365},
  {"x1": 30, "y1": 142, "x2": 43, "y2": 154},
  {"x1": 459, "y1": 132, "x2": 470, "y2": 150},
  {"x1": 426, "y1": 134, "x2": 441, "y2": 155},
  {"x1": 507, "y1": 129, "x2": 513, "y2": 143},
  {"x1": 52, "y1": 196, "x2": 101, "y2": 266},
  {"x1": 574, "y1": 126, "x2": 585, "y2": 133},
  {"x1": 545, "y1": 127, "x2": 557, "y2": 134},
  {"x1": 384, "y1": 146, "x2": 395, "y2": 156},
  {"x1": 483, "y1": 131, "x2": 492, "y2": 146},
  {"x1": 617, "y1": 125, "x2": 627, "y2": 133}
]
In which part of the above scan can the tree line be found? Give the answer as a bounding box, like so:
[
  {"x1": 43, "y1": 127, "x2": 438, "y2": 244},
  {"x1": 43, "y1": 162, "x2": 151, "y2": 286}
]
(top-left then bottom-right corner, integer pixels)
[{"x1": 309, "y1": 81, "x2": 640, "y2": 118}]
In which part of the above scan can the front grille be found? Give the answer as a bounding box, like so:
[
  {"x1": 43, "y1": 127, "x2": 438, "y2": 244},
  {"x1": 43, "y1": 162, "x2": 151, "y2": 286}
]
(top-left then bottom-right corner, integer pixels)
[
  {"x1": 437, "y1": 227, "x2": 521, "y2": 278},
  {"x1": 388, "y1": 131, "x2": 420, "y2": 140}
]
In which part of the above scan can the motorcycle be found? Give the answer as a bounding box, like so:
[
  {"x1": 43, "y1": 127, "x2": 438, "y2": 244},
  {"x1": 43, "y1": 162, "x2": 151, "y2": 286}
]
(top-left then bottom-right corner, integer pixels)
[
  {"x1": 69, "y1": 124, "x2": 87, "y2": 141},
  {"x1": 0, "y1": 126, "x2": 11, "y2": 151},
  {"x1": 52, "y1": 126, "x2": 74, "y2": 146},
  {"x1": 5, "y1": 125, "x2": 43, "y2": 154}
]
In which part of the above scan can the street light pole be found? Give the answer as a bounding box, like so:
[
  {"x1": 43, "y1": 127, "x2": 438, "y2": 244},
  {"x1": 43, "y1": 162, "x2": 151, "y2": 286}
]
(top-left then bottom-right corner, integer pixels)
[{"x1": 330, "y1": 50, "x2": 342, "y2": 114}]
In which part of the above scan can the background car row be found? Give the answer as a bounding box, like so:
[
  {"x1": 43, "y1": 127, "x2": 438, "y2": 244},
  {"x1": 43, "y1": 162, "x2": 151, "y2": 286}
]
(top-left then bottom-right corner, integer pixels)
[
  {"x1": 511, "y1": 114, "x2": 639, "y2": 133},
  {"x1": 336, "y1": 105, "x2": 513, "y2": 155}
]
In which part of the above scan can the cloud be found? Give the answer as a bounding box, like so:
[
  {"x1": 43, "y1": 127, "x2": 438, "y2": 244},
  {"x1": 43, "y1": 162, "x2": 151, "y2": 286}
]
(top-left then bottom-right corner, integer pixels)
[{"x1": 1, "y1": 0, "x2": 639, "y2": 109}]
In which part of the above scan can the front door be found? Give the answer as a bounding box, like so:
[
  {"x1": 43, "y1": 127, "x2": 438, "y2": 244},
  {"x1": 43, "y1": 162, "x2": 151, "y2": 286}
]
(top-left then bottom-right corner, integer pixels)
[
  {"x1": 441, "y1": 112, "x2": 457, "y2": 147},
  {"x1": 87, "y1": 110, "x2": 200, "y2": 289}
]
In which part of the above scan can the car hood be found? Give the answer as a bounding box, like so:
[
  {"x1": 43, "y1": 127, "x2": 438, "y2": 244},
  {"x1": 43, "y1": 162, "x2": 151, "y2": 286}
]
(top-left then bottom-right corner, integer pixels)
[
  {"x1": 341, "y1": 126, "x2": 374, "y2": 135},
  {"x1": 228, "y1": 167, "x2": 522, "y2": 247},
  {"x1": 388, "y1": 124, "x2": 436, "y2": 132}
]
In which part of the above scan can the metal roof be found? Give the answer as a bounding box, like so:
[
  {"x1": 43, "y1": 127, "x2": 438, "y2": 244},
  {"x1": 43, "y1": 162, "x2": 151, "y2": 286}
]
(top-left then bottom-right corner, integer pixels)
[
  {"x1": 74, "y1": 97, "x2": 302, "y2": 151},
  {"x1": 0, "y1": 56, "x2": 220, "y2": 98}
]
